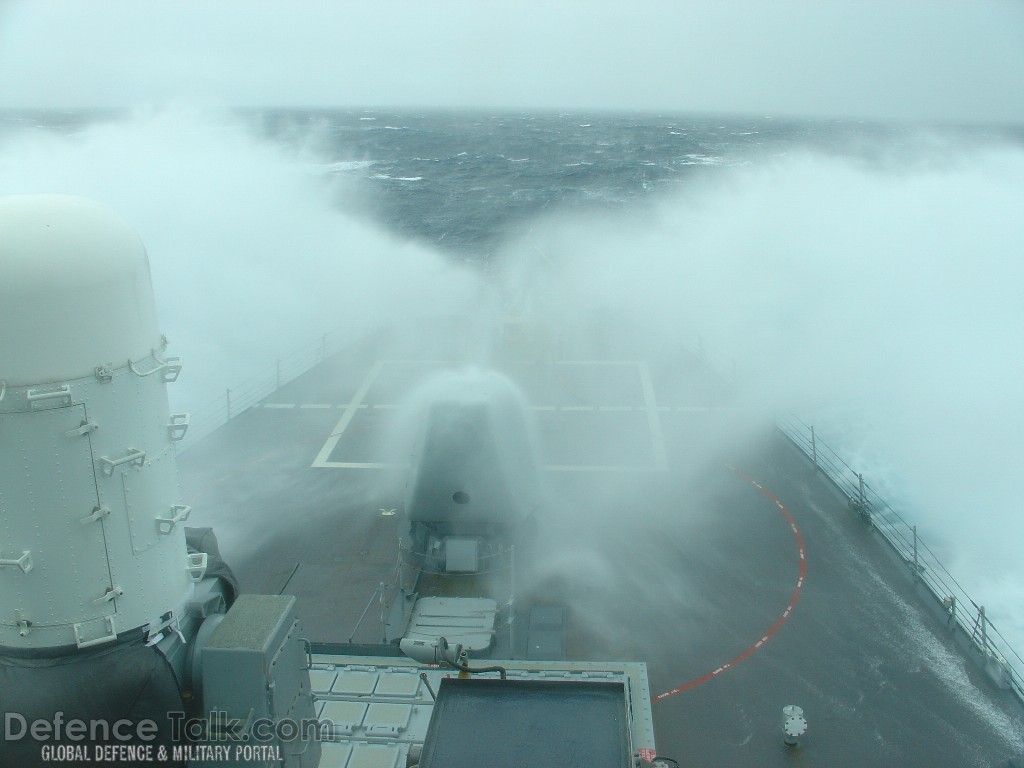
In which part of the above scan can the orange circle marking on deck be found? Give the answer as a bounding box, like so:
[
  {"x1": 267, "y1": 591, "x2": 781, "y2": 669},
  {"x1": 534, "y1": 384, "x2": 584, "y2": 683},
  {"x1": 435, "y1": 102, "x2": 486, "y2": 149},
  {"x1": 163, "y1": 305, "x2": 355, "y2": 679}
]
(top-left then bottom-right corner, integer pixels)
[{"x1": 652, "y1": 465, "x2": 808, "y2": 702}]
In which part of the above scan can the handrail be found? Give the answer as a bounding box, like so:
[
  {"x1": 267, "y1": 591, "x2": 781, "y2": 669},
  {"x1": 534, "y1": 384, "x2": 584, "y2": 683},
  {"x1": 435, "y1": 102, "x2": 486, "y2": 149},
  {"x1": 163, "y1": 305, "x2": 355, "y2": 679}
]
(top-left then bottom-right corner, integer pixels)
[
  {"x1": 176, "y1": 330, "x2": 342, "y2": 451},
  {"x1": 777, "y1": 413, "x2": 1024, "y2": 706}
]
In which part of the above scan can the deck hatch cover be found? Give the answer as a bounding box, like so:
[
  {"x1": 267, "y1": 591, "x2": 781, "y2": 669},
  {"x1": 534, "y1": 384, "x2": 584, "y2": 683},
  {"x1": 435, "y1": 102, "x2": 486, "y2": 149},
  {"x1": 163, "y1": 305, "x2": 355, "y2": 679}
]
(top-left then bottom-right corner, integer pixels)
[{"x1": 418, "y1": 678, "x2": 630, "y2": 768}]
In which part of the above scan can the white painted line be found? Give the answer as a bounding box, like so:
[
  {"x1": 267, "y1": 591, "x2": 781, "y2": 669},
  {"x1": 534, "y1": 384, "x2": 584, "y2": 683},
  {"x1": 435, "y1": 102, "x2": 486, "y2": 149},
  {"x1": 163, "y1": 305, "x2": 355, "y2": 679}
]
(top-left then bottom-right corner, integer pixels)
[
  {"x1": 555, "y1": 360, "x2": 640, "y2": 366},
  {"x1": 264, "y1": 403, "x2": 295, "y2": 409},
  {"x1": 316, "y1": 461, "x2": 661, "y2": 473},
  {"x1": 300, "y1": 404, "x2": 333, "y2": 409},
  {"x1": 310, "y1": 358, "x2": 675, "y2": 472},
  {"x1": 316, "y1": 462, "x2": 407, "y2": 469},
  {"x1": 312, "y1": 360, "x2": 386, "y2": 468},
  {"x1": 638, "y1": 361, "x2": 668, "y2": 471},
  {"x1": 545, "y1": 465, "x2": 663, "y2": 472},
  {"x1": 376, "y1": 359, "x2": 450, "y2": 366}
]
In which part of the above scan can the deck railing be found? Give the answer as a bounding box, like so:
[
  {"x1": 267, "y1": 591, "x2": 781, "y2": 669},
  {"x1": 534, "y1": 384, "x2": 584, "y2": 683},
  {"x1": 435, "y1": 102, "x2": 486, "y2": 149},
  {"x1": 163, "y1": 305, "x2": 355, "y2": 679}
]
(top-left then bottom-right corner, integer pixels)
[
  {"x1": 776, "y1": 412, "x2": 1024, "y2": 706},
  {"x1": 177, "y1": 331, "x2": 343, "y2": 451}
]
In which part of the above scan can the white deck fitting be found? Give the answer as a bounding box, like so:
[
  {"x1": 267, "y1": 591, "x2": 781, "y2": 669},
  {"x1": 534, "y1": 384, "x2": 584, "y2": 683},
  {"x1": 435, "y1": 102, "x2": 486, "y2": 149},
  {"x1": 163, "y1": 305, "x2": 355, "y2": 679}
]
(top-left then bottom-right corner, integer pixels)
[{"x1": 402, "y1": 597, "x2": 497, "y2": 653}]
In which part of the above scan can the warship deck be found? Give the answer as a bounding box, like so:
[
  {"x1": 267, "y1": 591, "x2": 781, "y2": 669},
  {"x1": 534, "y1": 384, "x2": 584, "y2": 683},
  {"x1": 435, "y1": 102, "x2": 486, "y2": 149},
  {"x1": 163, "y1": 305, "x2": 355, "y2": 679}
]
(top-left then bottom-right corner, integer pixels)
[{"x1": 178, "y1": 336, "x2": 1024, "y2": 767}]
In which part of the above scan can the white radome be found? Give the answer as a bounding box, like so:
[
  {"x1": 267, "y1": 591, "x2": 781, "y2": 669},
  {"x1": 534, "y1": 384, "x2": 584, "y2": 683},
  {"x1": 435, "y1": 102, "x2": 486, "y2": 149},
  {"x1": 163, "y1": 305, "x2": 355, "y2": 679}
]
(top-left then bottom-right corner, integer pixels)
[
  {"x1": 0, "y1": 194, "x2": 200, "y2": 650},
  {"x1": 0, "y1": 194, "x2": 160, "y2": 384}
]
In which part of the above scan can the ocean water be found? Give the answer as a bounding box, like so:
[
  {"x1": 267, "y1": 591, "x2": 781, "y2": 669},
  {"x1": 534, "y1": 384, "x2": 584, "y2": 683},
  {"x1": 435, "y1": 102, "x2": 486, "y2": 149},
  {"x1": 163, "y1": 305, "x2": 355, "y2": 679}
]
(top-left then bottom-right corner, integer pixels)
[
  {"x1": 2, "y1": 106, "x2": 1023, "y2": 661},
  {"x1": 249, "y1": 109, "x2": 1023, "y2": 260},
  {"x1": 253, "y1": 110, "x2": 802, "y2": 257}
]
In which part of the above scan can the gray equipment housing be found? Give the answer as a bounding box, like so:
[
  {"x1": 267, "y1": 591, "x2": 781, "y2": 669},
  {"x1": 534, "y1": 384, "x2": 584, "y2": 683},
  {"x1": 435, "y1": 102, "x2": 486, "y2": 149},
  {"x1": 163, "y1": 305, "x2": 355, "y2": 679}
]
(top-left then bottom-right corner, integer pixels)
[
  {"x1": 403, "y1": 381, "x2": 543, "y2": 576},
  {"x1": 406, "y1": 398, "x2": 541, "y2": 531},
  {"x1": 197, "y1": 594, "x2": 320, "y2": 767}
]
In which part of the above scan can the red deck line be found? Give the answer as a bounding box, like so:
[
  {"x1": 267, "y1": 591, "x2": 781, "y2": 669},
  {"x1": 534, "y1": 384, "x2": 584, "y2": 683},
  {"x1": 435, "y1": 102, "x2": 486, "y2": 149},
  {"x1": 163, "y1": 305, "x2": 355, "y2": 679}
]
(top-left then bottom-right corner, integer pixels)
[{"x1": 653, "y1": 465, "x2": 808, "y2": 702}]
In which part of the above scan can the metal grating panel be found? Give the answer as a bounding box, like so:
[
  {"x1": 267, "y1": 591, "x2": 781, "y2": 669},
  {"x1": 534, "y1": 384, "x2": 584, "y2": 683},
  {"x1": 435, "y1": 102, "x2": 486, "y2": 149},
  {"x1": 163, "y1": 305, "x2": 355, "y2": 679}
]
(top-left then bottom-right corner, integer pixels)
[
  {"x1": 320, "y1": 701, "x2": 369, "y2": 736},
  {"x1": 310, "y1": 669, "x2": 338, "y2": 693},
  {"x1": 347, "y1": 744, "x2": 404, "y2": 768},
  {"x1": 363, "y1": 702, "x2": 413, "y2": 735},
  {"x1": 373, "y1": 673, "x2": 421, "y2": 698},
  {"x1": 332, "y1": 670, "x2": 378, "y2": 695},
  {"x1": 318, "y1": 743, "x2": 353, "y2": 768}
]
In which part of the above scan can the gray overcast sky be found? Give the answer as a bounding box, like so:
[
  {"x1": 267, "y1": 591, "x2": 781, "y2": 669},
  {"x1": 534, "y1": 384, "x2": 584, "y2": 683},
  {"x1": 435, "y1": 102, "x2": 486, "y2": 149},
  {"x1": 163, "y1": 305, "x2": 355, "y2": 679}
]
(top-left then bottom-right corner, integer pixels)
[{"x1": 1, "y1": 0, "x2": 1022, "y2": 121}]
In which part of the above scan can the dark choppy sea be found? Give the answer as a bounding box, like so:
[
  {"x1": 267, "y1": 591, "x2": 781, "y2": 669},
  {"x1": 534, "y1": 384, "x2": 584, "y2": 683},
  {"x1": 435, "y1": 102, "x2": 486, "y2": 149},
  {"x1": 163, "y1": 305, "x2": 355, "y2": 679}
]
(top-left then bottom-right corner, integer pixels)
[
  {"x1": 245, "y1": 109, "x2": 1023, "y2": 261},
  {"x1": 4, "y1": 108, "x2": 1020, "y2": 265}
]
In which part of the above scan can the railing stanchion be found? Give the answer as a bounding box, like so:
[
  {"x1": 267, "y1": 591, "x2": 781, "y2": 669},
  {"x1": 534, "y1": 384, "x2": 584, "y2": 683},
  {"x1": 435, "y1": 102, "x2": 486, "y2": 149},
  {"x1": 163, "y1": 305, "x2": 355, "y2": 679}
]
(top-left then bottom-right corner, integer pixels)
[
  {"x1": 775, "y1": 414, "x2": 1023, "y2": 706},
  {"x1": 509, "y1": 544, "x2": 516, "y2": 657},
  {"x1": 912, "y1": 525, "x2": 918, "y2": 580},
  {"x1": 981, "y1": 606, "x2": 988, "y2": 654}
]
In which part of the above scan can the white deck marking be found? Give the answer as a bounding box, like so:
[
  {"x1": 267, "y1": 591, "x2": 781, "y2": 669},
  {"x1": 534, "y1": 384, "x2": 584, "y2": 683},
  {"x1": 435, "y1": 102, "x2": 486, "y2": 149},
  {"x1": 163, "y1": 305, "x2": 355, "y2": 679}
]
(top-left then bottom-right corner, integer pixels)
[
  {"x1": 316, "y1": 461, "x2": 658, "y2": 472},
  {"x1": 273, "y1": 402, "x2": 721, "y2": 413},
  {"x1": 272, "y1": 403, "x2": 720, "y2": 415},
  {"x1": 319, "y1": 462, "x2": 406, "y2": 470},
  {"x1": 555, "y1": 360, "x2": 640, "y2": 366},
  {"x1": 545, "y1": 464, "x2": 663, "y2": 473},
  {"x1": 261, "y1": 403, "x2": 364, "y2": 409},
  {"x1": 312, "y1": 360, "x2": 386, "y2": 468},
  {"x1": 308, "y1": 359, "x2": 700, "y2": 472},
  {"x1": 637, "y1": 361, "x2": 668, "y2": 471}
]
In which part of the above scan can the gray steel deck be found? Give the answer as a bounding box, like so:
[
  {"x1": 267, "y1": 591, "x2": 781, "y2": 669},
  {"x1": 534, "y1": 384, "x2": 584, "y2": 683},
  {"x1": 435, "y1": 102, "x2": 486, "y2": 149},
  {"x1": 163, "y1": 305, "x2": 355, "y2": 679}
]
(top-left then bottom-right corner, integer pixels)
[{"x1": 178, "y1": 342, "x2": 1024, "y2": 767}]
